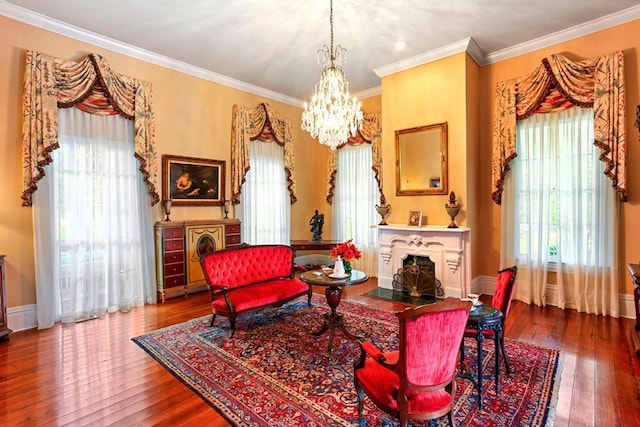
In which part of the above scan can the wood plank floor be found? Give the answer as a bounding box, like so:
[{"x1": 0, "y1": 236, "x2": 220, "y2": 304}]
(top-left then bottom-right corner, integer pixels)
[{"x1": 1, "y1": 279, "x2": 639, "y2": 426}]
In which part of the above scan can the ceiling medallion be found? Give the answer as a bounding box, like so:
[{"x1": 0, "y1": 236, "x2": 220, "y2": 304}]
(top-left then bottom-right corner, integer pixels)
[{"x1": 301, "y1": 0, "x2": 363, "y2": 150}]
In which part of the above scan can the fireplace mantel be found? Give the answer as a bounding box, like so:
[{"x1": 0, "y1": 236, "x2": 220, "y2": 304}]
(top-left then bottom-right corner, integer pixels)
[{"x1": 373, "y1": 224, "x2": 471, "y2": 298}]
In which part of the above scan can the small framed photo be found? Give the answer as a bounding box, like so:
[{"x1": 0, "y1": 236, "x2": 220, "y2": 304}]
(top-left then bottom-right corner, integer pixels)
[
  {"x1": 429, "y1": 178, "x2": 441, "y2": 188},
  {"x1": 162, "y1": 154, "x2": 225, "y2": 206},
  {"x1": 408, "y1": 210, "x2": 422, "y2": 227}
]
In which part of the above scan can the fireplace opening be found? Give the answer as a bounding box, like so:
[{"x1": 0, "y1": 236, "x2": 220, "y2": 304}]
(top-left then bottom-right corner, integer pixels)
[
  {"x1": 364, "y1": 255, "x2": 444, "y2": 305},
  {"x1": 392, "y1": 255, "x2": 444, "y2": 301}
]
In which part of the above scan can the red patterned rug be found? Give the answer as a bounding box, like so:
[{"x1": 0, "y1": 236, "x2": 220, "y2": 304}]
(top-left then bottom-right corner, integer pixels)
[{"x1": 132, "y1": 295, "x2": 562, "y2": 426}]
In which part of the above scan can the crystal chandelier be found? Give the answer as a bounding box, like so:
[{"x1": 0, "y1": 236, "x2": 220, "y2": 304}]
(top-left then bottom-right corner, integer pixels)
[{"x1": 301, "y1": 0, "x2": 363, "y2": 150}]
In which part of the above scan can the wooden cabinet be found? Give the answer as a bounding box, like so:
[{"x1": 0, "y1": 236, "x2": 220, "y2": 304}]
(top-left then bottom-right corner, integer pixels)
[
  {"x1": 155, "y1": 219, "x2": 241, "y2": 302},
  {"x1": 225, "y1": 223, "x2": 242, "y2": 248},
  {"x1": 626, "y1": 263, "x2": 640, "y2": 357},
  {"x1": 0, "y1": 255, "x2": 11, "y2": 340},
  {"x1": 156, "y1": 226, "x2": 186, "y2": 301}
]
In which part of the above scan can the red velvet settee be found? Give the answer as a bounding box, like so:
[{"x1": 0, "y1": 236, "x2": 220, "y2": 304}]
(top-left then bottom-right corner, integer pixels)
[{"x1": 199, "y1": 244, "x2": 312, "y2": 336}]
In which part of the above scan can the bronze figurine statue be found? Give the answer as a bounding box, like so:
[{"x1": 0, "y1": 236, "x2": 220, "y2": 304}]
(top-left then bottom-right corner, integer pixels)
[{"x1": 309, "y1": 210, "x2": 324, "y2": 241}]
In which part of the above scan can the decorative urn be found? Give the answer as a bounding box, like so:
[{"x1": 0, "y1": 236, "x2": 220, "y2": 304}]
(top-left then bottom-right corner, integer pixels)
[
  {"x1": 375, "y1": 195, "x2": 391, "y2": 225},
  {"x1": 445, "y1": 191, "x2": 461, "y2": 228}
]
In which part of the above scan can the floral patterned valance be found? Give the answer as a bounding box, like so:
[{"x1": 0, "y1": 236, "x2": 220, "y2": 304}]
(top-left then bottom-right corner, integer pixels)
[
  {"x1": 231, "y1": 102, "x2": 297, "y2": 204},
  {"x1": 491, "y1": 51, "x2": 626, "y2": 204},
  {"x1": 326, "y1": 112, "x2": 382, "y2": 204},
  {"x1": 21, "y1": 50, "x2": 159, "y2": 206}
]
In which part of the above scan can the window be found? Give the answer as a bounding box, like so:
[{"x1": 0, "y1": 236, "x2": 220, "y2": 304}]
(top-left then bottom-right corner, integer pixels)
[
  {"x1": 33, "y1": 107, "x2": 156, "y2": 327},
  {"x1": 503, "y1": 105, "x2": 619, "y2": 314},
  {"x1": 238, "y1": 139, "x2": 290, "y2": 244},
  {"x1": 333, "y1": 143, "x2": 379, "y2": 275},
  {"x1": 512, "y1": 106, "x2": 614, "y2": 268}
]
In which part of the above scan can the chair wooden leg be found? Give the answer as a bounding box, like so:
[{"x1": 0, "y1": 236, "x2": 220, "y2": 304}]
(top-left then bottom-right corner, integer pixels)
[
  {"x1": 209, "y1": 313, "x2": 216, "y2": 327},
  {"x1": 228, "y1": 315, "x2": 236, "y2": 337},
  {"x1": 500, "y1": 337, "x2": 511, "y2": 374},
  {"x1": 459, "y1": 338, "x2": 466, "y2": 372},
  {"x1": 448, "y1": 410, "x2": 455, "y2": 427},
  {"x1": 354, "y1": 383, "x2": 365, "y2": 416}
]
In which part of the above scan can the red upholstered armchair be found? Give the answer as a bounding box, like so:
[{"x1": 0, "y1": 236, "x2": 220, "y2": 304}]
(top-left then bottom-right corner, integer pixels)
[
  {"x1": 353, "y1": 299, "x2": 472, "y2": 427},
  {"x1": 463, "y1": 266, "x2": 518, "y2": 373}
]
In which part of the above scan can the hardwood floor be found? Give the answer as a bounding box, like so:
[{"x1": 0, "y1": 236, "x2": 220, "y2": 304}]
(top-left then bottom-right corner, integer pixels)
[{"x1": 1, "y1": 279, "x2": 639, "y2": 426}]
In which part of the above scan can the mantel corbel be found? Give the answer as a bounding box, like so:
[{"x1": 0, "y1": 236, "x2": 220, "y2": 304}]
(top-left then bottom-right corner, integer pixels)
[
  {"x1": 380, "y1": 245, "x2": 392, "y2": 264},
  {"x1": 445, "y1": 249, "x2": 462, "y2": 272}
]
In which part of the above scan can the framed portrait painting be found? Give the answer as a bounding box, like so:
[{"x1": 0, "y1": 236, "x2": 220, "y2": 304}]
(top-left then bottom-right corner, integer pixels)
[
  {"x1": 162, "y1": 155, "x2": 225, "y2": 206},
  {"x1": 408, "y1": 210, "x2": 422, "y2": 227}
]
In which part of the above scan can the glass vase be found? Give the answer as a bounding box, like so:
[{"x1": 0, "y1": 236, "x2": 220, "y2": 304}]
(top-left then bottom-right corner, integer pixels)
[{"x1": 344, "y1": 260, "x2": 352, "y2": 276}]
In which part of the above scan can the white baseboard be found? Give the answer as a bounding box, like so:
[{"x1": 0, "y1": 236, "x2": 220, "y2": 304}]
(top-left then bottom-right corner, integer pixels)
[
  {"x1": 9, "y1": 277, "x2": 636, "y2": 331},
  {"x1": 7, "y1": 287, "x2": 208, "y2": 331},
  {"x1": 473, "y1": 274, "x2": 636, "y2": 319},
  {"x1": 7, "y1": 304, "x2": 38, "y2": 332}
]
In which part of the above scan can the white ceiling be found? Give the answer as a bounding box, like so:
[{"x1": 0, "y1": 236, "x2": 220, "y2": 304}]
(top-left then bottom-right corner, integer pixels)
[{"x1": 2, "y1": 0, "x2": 640, "y2": 105}]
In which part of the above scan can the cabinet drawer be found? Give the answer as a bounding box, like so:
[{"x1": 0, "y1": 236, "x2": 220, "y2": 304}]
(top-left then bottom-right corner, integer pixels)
[
  {"x1": 225, "y1": 223, "x2": 241, "y2": 234},
  {"x1": 163, "y1": 227, "x2": 184, "y2": 239},
  {"x1": 164, "y1": 274, "x2": 185, "y2": 288},
  {"x1": 226, "y1": 234, "x2": 241, "y2": 245},
  {"x1": 164, "y1": 263, "x2": 184, "y2": 277},
  {"x1": 164, "y1": 239, "x2": 184, "y2": 251},
  {"x1": 164, "y1": 251, "x2": 184, "y2": 264}
]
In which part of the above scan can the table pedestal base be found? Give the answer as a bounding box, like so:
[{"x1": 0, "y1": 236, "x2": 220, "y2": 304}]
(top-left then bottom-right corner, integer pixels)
[
  {"x1": 458, "y1": 307, "x2": 503, "y2": 408},
  {"x1": 311, "y1": 285, "x2": 359, "y2": 352},
  {"x1": 459, "y1": 332, "x2": 501, "y2": 407}
]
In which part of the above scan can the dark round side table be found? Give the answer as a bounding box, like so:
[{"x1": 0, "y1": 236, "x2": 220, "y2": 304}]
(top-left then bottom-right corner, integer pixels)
[
  {"x1": 299, "y1": 269, "x2": 369, "y2": 353},
  {"x1": 459, "y1": 304, "x2": 504, "y2": 407}
]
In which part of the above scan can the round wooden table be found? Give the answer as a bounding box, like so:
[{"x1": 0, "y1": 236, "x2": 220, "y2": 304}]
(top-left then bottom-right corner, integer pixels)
[{"x1": 299, "y1": 269, "x2": 369, "y2": 353}]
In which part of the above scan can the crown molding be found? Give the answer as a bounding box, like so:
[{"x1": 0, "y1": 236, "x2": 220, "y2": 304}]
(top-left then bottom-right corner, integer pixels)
[
  {"x1": 354, "y1": 86, "x2": 382, "y2": 100},
  {"x1": 367, "y1": 4, "x2": 640, "y2": 74},
  {"x1": 0, "y1": 0, "x2": 304, "y2": 108},
  {"x1": 484, "y1": 4, "x2": 640, "y2": 64},
  {"x1": 465, "y1": 37, "x2": 486, "y2": 66},
  {"x1": 374, "y1": 37, "x2": 484, "y2": 78},
  {"x1": 3, "y1": 0, "x2": 640, "y2": 104}
]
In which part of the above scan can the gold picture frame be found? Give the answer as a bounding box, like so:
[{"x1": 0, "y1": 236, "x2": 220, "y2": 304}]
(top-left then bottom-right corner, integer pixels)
[
  {"x1": 408, "y1": 210, "x2": 422, "y2": 227},
  {"x1": 395, "y1": 122, "x2": 448, "y2": 196},
  {"x1": 162, "y1": 154, "x2": 225, "y2": 206}
]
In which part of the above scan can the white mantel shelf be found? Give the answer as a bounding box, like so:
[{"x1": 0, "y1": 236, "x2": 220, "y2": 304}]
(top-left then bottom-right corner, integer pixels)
[
  {"x1": 373, "y1": 224, "x2": 471, "y2": 298},
  {"x1": 372, "y1": 224, "x2": 470, "y2": 233}
]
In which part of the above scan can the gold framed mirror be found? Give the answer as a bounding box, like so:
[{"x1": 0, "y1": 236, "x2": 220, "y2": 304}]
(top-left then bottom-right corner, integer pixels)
[{"x1": 395, "y1": 122, "x2": 448, "y2": 196}]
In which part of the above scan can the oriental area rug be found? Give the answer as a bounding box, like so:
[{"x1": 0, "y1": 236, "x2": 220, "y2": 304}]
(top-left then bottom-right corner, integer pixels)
[{"x1": 132, "y1": 296, "x2": 562, "y2": 427}]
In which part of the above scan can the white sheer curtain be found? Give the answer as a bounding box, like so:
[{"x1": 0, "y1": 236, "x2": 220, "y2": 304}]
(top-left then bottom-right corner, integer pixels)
[
  {"x1": 332, "y1": 143, "x2": 379, "y2": 276},
  {"x1": 237, "y1": 139, "x2": 290, "y2": 244},
  {"x1": 33, "y1": 107, "x2": 156, "y2": 329},
  {"x1": 501, "y1": 107, "x2": 619, "y2": 316}
]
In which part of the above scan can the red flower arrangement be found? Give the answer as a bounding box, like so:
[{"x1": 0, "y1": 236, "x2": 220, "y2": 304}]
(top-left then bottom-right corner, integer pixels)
[{"x1": 330, "y1": 239, "x2": 362, "y2": 262}]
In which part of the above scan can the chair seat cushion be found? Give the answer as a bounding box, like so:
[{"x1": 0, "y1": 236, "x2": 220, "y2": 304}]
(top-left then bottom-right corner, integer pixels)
[
  {"x1": 212, "y1": 279, "x2": 308, "y2": 314},
  {"x1": 355, "y1": 358, "x2": 451, "y2": 414}
]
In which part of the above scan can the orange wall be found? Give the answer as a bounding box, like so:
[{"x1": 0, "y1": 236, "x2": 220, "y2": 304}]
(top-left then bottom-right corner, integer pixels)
[
  {"x1": 465, "y1": 55, "x2": 482, "y2": 275},
  {"x1": 477, "y1": 20, "x2": 640, "y2": 294},
  {"x1": 2, "y1": 13, "x2": 638, "y2": 309},
  {"x1": 0, "y1": 16, "x2": 329, "y2": 307},
  {"x1": 380, "y1": 53, "x2": 470, "y2": 227}
]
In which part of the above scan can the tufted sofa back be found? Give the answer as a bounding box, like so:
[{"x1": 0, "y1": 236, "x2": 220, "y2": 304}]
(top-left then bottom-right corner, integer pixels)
[{"x1": 200, "y1": 244, "x2": 295, "y2": 290}]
